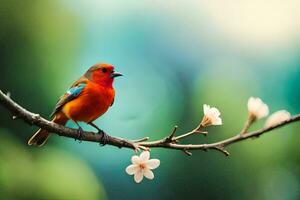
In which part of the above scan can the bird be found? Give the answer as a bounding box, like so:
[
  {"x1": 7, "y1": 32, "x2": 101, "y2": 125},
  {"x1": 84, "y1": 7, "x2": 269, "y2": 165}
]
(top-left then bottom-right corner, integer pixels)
[{"x1": 28, "y1": 63, "x2": 123, "y2": 146}]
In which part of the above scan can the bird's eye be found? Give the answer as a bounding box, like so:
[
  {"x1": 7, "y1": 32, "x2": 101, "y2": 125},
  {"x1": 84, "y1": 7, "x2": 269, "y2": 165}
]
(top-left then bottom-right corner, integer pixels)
[{"x1": 102, "y1": 68, "x2": 107, "y2": 73}]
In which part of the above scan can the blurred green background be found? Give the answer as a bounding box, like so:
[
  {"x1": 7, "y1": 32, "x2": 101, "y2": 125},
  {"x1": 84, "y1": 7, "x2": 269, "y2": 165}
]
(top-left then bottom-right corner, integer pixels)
[{"x1": 0, "y1": 0, "x2": 300, "y2": 199}]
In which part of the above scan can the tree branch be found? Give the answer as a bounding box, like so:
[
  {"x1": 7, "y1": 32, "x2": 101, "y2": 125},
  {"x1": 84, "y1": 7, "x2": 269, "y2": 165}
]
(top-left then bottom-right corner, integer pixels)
[{"x1": 1, "y1": 89, "x2": 299, "y2": 156}]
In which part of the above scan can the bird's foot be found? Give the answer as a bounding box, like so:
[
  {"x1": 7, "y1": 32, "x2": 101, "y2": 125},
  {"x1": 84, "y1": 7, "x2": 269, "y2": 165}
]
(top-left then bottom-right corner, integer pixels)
[
  {"x1": 75, "y1": 127, "x2": 84, "y2": 143},
  {"x1": 98, "y1": 129, "x2": 109, "y2": 146}
]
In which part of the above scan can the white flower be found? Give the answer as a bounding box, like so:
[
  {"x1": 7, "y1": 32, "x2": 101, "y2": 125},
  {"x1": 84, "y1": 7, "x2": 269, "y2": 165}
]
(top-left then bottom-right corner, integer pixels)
[
  {"x1": 201, "y1": 104, "x2": 222, "y2": 127},
  {"x1": 247, "y1": 97, "x2": 269, "y2": 120},
  {"x1": 264, "y1": 110, "x2": 291, "y2": 128},
  {"x1": 125, "y1": 151, "x2": 160, "y2": 183}
]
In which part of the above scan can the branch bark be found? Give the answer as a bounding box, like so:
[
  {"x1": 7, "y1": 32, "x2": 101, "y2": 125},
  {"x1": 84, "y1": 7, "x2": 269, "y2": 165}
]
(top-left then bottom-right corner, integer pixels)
[{"x1": 1, "y1": 89, "x2": 299, "y2": 156}]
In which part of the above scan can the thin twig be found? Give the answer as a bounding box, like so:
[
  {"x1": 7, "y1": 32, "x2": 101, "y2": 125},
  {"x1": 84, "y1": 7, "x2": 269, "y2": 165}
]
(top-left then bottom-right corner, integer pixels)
[
  {"x1": 240, "y1": 115, "x2": 255, "y2": 134},
  {"x1": 0, "y1": 89, "x2": 299, "y2": 156},
  {"x1": 165, "y1": 126, "x2": 178, "y2": 142},
  {"x1": 182, "y1": 149, "x2": 193, "y2": 156},
  {"x1": 174, "y1": 124, "x2": 207, "y2": 141},
  {"x1": 131, "y1": 137, "x2": 150, "y2": 143}
]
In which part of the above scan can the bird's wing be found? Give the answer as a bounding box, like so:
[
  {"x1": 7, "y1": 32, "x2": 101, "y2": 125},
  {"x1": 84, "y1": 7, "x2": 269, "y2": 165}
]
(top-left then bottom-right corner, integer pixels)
[{"x1": 50, "y1": 78, "x2": 87, "y2": 117}]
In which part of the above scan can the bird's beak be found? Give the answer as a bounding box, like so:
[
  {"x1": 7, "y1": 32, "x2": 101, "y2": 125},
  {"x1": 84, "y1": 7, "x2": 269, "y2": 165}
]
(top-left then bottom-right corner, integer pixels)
[{"x1": 110, "y1": 72, "x2": 123, "y2": 78}]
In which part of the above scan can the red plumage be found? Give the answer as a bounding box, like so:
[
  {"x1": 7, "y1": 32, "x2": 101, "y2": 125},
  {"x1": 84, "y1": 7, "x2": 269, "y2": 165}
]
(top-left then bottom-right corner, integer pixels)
[{"x1": 28, "y1": 63, "x2": 122, "y2": 146}]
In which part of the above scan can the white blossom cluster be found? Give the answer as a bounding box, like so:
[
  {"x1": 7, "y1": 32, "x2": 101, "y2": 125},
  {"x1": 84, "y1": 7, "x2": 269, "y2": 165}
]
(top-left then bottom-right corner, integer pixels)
[{"x1": 125, "y1": 97, "x2": 291, "y2": 183}]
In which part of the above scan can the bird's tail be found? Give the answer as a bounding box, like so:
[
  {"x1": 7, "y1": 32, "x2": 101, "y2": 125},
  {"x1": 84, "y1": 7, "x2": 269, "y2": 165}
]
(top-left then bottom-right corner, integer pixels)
[{"x1": 28, "y1": 113, "x2": 68, "y2": 146}]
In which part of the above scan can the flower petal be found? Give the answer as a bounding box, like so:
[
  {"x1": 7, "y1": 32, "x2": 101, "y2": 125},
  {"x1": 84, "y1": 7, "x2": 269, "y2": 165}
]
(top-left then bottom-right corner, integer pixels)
[
  {"x1": 247, "y1": 97, "x2": 257, "y2": 111},
  {"x1": 247, "y1": 97, "x2": 269, "y2": 119},
  {"x1": 143, "y1": 169, "x2": 154, "y2": 180},
  {"x1": 203, "y1": 104, "x2": 210, "y2": 115},
  {"x1": 213, "y1": 117, "x2": 222, "y2": 125},
  {"x1": 131, "y1": 155, "x2": 140, "y2": 164},
  {"x1": 210, "y1": 107, "x2": 220, "y2": 117},
  {"x1": 134, "y1": 170, "x2": 144, "y2": 183},
  {"x1": 201, "y1": 104, "x2": 222, "y2": 126},
  {"x1": 126, "y1": 164, "x2": 139, "y2": 175},
  {"x1": 258, "y1": 104, "x2": 269, "y2": 118},
  {"x1": 265, "y1": 110, "x2": 291, "y2": 128},
  {"x1": 145, "y1": 159, "x2": 160, "y2": 169},
  {"x1": 139, "y1": 151, "x2": 150, "y2": 162}
]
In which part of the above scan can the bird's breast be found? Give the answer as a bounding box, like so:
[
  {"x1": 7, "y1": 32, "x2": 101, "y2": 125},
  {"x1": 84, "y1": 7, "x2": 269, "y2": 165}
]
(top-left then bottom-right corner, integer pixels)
[{"x1": 62, "y1": 84, "x2": 115, "y2": 122}]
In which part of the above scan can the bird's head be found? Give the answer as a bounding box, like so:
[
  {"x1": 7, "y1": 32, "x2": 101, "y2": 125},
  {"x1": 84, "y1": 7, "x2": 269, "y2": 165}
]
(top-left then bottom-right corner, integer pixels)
[{"x1": 85, "y1": 63, "x2": 123, "y2": 87}]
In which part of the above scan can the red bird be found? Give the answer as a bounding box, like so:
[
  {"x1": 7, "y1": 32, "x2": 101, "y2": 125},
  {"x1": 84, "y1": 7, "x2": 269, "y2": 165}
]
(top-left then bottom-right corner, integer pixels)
[{"x1": 28, "y1": 63, "x2": 122, "y2": 146}]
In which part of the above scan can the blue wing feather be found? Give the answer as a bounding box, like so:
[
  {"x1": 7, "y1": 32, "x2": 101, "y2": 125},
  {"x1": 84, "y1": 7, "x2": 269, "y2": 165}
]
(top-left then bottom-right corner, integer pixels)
[
  {"x1": 67, "y1": 83, "x2": 86, "y2": 97},
  {"x1": 50, "y1": 82, "x2": 86, "y2": 117}
]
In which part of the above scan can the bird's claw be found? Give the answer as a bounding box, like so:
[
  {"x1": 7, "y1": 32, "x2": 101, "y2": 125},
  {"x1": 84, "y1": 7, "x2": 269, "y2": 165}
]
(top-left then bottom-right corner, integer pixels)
[
  {"x1": 75, "y1": 127, "x2": 84, "y2": 143},
  {"x1": 98, "y1": 130, "x2": 109, "y2": 146}
]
